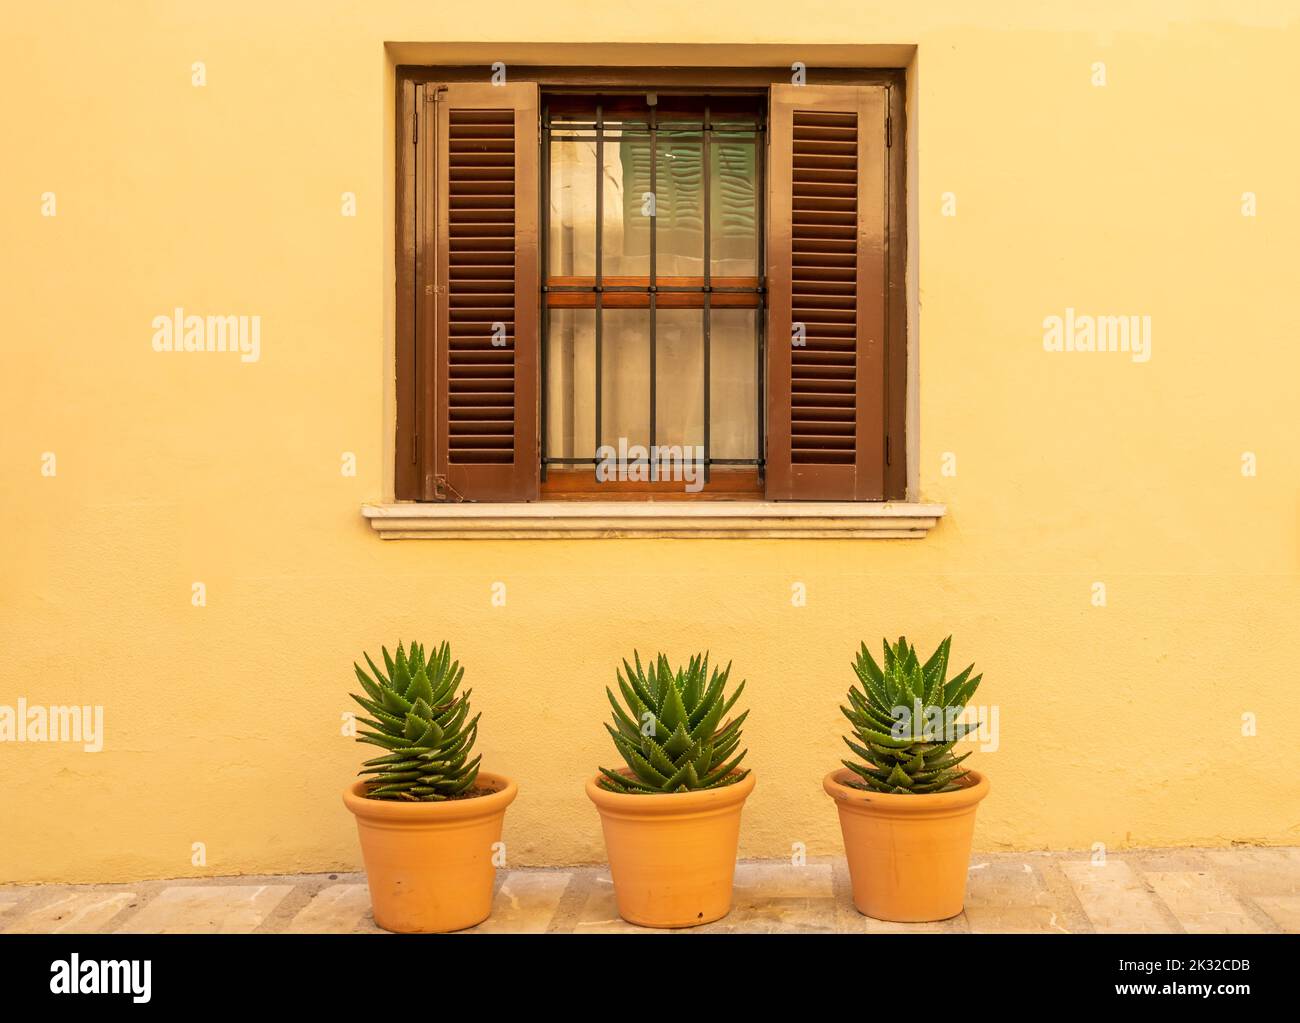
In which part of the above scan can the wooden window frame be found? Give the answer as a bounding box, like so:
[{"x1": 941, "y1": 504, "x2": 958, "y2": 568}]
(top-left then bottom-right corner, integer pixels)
[{"x1": 395, "y1": 65, "x2": 907, "y2": 503}]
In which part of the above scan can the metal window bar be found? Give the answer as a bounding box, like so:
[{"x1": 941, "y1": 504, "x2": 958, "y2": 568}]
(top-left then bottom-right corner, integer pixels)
[
  {"x1": 594, "y1": 102, "x2": 604, "y2": 462},
  {"x1": 702, "y1": 103, "x2": 711, "y2": 484},
  {"x1": 539, "y1": 98, "x2": 550, "y2": 482},
  {"x1": 542, "y1": 97, "x2": 765, "y2": 474},
  {"x1": 648, "y1": 99, "x2": 657, "y2": 479},
  {"x1": 544, "y1": 284, "x2": 760, "y2": 294},
  {"x1": 543, "y1": 457, "x2": 758, "y2": 468},
  {"x1": 756, "y1": 111, "x2": 767, "y2": 473}
]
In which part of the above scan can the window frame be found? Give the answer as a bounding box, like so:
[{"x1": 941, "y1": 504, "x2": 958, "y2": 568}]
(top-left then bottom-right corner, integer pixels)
[{"x1": 395, "y1": 65, "x2": 907, "y2": 503}]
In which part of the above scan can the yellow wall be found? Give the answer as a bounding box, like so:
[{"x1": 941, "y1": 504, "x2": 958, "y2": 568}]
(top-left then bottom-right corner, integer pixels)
[{"x1": 2, "y1": 2, "x2": 1298, "y2": 883}]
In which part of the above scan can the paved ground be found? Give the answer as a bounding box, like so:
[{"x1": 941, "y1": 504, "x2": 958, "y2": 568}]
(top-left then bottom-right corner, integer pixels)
[{"x1": 2, "y1": 848, "x2": 1298, "y2": 934}]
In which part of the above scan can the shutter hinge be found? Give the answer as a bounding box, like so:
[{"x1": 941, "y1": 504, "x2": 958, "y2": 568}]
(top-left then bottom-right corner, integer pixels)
[
  {"x1": 411, "y1": 433, "x2": 419, "y2": 465},
  {"x1": 433, "y1": 474, "x2": 466, "y2": 503},
  {"x1": 885, "y1": 434, "x2": 892, "y2": 466},
  {"x1": 886, "y1": 115, "x2": 892, "y2": 148},
  {"x1": 412, "y1": 110, "x2": 418, "y2": 145}
]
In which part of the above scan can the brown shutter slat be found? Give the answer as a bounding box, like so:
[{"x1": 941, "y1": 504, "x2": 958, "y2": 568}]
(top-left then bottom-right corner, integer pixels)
[
  {"x1": 766, "y1": 85, "x2": 887, "y2": 501},
  {"x1": 426, "y1": 82, "x2": 539, "y2": 501}
]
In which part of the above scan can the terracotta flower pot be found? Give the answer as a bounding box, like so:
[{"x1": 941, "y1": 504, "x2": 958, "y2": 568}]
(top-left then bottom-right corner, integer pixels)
[
  {"x1": 586, "y1": 771, "x2": 756, "y2": 928},
  {"x1": 824, "y1": 767, "x2": 989, "y2": 922},
  {"x1": 343, "y1": 772, "x2": 516, "y2": 933}
]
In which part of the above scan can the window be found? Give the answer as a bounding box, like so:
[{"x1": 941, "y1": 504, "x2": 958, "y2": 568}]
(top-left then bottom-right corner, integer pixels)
[
  {"x1": 395, "y1": 67, "x2": 906, "y2": 504},
  {"x1": 544, "y1": 94, "x2": 764, "y2": 497}
]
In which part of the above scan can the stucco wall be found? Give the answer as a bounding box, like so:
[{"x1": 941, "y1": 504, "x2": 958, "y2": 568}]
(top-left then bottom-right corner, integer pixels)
[{"x1": 2, "y1": 1, "x2": 1298, "y2": 883}]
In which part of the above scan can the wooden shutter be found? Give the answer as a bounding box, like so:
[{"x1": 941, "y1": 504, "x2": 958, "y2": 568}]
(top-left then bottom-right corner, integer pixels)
[
  {"x1": 409, "y1": 81, "x2": 539, "y2": 502},
  {"x1": 765, "y1": 85, "x2": 887, "y2": 501}
]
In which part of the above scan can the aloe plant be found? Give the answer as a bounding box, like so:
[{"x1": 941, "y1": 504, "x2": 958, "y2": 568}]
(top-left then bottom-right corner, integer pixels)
[
  {"x1": 599, "y1": 652, "x2": 749, "y2": 793},
  {"x1": 349, "y1": 641, "x2": 481, "y2": 801},
  {"x1": 840, "y1": 636, "x2": 982, "y2": 794}
]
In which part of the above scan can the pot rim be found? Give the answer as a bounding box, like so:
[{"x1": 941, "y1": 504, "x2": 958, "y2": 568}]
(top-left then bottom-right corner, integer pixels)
[
  {"x1": 586, "y1": 769, "x2": 755, "y2": 817},
  {"x1": 823, "y1": 767, "x2": 989, "y2": 815},
  {"x1": 343, "y1": 770, "x2": 517, "y2": 822}
]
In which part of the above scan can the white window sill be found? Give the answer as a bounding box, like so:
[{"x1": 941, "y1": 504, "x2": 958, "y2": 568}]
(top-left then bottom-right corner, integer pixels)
[{"x1": 361, "y1": 501, "x2": 945, "y2": 539}]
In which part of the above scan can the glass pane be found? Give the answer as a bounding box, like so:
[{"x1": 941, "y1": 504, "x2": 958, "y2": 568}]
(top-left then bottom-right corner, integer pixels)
[
  {"x1": 655, "y1": 308, "x2": 704, "y2": 452},
  {"x1": 604, "y1": 126, "x2": 712, "y2": 278},
  {"x1": 603, "y1": 130, "x2": 651, "y2": 277},
  {"x1": 548, "y1": 140, "x2": 596, "y2": 277},
  {"x1": 545, "y1": 308, "x2": 596, "y2": 459},
  {"x1": 711, "y1": 139, "x2": 759, "y2": 277},
  {"x1": 601, "y1": 308, "x2": 650, "y2": 450},
  {"x1": 655, "y1": 131, "x2": 704, "y2": 276},
  {"x1": 544, "y1": 98, "x2": 764, "y2": 476},
  {"x1": 549, "y1": 101, "x2": 761, "y2": 285},
  {"x1": 709, "y1": 309, "x2": 758, "y2": 460}
]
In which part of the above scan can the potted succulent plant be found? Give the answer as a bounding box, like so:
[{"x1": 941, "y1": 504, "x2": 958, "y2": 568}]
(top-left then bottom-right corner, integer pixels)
[
  {"x1": 823, "y1": 636, "x2": 990, "y2": 923},
  {"x1": 342, "y1": 641, "x2": 516, "y2": 933},
  {"x1": 586, "y1": 652, "x2": 754, "y2": 928}
]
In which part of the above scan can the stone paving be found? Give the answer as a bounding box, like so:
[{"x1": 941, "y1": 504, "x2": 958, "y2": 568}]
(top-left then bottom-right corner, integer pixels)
[{"x1": 2, "y1": 848, "x2": 1297, "y2": 934}]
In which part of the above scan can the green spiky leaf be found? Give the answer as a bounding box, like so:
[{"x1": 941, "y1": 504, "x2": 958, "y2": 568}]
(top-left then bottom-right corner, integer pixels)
[
  {"x1": 599, "y1": 651, "x2": 750, "y2": 794},
  {"x1": 842, "y1": 636, "x2": 983, "y2": 796},
  {"x1": 349, "y1": 641, "x2": 485, "y2": 801}
]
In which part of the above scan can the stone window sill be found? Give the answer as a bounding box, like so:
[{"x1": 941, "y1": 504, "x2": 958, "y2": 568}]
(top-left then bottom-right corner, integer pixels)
[{"x1": 361, "y1": 501, "x2": 945, "y2": 539}]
